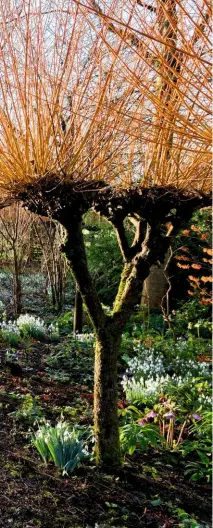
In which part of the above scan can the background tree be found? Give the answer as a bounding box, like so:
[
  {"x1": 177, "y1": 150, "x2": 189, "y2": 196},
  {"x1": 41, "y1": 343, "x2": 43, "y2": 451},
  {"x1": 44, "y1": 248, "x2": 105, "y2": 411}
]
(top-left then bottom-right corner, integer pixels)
[
  {"x1": 34, "y1": 219, "x2": 68, "y2": 312},
  {"x1": 0, "y1": 1, "x2": 211, "y2": 467},
  {"x1": 0, "y1": 204, "x2": 35, "y2": 314}
]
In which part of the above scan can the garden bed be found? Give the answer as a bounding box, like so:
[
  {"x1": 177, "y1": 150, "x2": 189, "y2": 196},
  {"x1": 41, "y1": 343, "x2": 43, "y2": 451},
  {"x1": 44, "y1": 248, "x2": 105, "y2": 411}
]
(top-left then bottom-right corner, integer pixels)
[{"x1": 0, "y1": 335, "x2": 211, "y2": 528}]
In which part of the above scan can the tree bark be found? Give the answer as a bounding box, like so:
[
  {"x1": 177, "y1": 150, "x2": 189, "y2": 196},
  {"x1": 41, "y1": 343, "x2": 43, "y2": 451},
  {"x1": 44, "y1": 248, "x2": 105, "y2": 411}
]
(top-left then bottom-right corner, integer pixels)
[
  {"x1": 94, "y1": 322, "x2": 121, "y2": 467},
  {"x1": 73, "y1": 282, "x2": 83, "y2": 334},
  {"x1": 63, "y1": 219, "x2": 106, "y2": 332},
  {"x1": 13, "y1": 248, "x2": 22, "y2": 315},
  {"x1": 63, "y1": 220, "x2": 122, "y2": 466}
]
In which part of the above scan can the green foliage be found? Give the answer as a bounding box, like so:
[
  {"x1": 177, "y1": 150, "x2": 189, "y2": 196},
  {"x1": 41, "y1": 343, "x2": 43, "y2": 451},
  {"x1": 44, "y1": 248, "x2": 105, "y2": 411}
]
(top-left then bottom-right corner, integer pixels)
[
  {"x1": 44, "y1": 335, "x2": 94, "y2": 385},
  {"x1": 168, "y1": 299, "x2": 212, "y2": 338},
  {"x1": 163, "y1": 378, "x2": 212, "y2": 414},
  {"x1": 124, "y1": 310, "x2": 165, "y2": 338},
  {"x1": 120, "y1": 423, "x2": 162, "y2": 455},
  {"x1": 54, "y1": 311, "x2": 73, "y2": 334},
  {"x1": 173, "y1": 507, "x2": 209, "y2": 528},
  {"x1": 33, "y1": 425, "x2": 52, "y2": 463},
  {"x1": 0, "y1": 299, "x2": 5, "y2": 313},
  {"x1": 120, "y1": 319, "x2": 211, "y2": 477},
  {"x1": 180, "y1": 411, "x2": 212, "y2": 483},
  {"x1": 184, "y1": 451, "x2": 212, "y2": 483},
  {"x1": 0, "y1": 328, "x2": 21, "y2": 346},
  {"x1": 121, "y1": 311, "x2": 211, "y2": 362},
  {"x1": 84, "y1": 213, "x2": 123, "y2": 306},
  {"x1": 13, "y1": 393, "x2": 43, "y2": 423},
  {"x1": 32, "y1": 421, "x2": 90, "y2": 475},
  {"x1": 192, "y1": 410, "x2": 212, "y2": 439}
]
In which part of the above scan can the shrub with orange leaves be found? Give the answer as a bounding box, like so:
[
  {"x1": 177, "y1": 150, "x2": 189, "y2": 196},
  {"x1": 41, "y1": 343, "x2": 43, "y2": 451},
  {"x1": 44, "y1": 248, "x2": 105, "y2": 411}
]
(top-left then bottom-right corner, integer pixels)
[
  {"x1": 191, "y1": 225, "x2": 200, "y2": 233},
  {"x1": 200, "y1": 298, "x2": 212, "y2": 305},
  {"x1": 203, "y1": 248, "x2": 213, "y2": 256},
  {"x1": 174, "y1": 255, "x2": 190, "y2": 261},
  {"x1": 177, "y1": 263, "x2": 190, "y2": 269},
  {"x1": 173, "y1": 209, "x2": 212, "y2": 306}
]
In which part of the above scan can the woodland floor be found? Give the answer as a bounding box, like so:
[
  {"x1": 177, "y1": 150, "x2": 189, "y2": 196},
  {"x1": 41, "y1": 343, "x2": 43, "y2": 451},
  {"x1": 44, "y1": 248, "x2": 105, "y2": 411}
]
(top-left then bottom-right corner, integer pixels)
[{"x1": 0, "y1": 339, "x2": 211, "y2": 528}]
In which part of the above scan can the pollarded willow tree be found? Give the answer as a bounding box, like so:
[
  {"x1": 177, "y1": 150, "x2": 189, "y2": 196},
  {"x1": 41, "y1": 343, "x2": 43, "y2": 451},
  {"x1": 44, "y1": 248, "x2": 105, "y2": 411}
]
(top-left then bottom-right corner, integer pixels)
[
  {"x1": 84, "y1": 0, "x2": 212, "y2": 308},
  {"x1": 0, "y1": 0, "x2": 211, "y2": 467}
]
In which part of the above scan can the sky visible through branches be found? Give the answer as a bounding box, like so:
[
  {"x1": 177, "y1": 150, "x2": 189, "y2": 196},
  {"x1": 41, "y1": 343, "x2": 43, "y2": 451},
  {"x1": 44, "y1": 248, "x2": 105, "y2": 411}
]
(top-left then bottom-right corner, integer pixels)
[{"x1": 0, "y1": 0, "x2": 211, "y2": 195}]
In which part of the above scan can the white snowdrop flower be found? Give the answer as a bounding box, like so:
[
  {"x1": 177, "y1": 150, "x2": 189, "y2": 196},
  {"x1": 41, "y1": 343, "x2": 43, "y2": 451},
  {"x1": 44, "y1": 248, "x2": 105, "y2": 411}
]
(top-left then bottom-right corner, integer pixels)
[{"x1": 36, "y1": 429, "x2": 45, "y2": 439}]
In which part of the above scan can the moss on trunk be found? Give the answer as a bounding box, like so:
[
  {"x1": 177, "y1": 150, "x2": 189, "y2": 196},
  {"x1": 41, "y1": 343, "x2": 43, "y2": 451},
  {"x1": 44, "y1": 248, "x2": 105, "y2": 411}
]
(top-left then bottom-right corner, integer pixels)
[{"x1": 94, "y1": 324, "x2": 121, "y2": 468}]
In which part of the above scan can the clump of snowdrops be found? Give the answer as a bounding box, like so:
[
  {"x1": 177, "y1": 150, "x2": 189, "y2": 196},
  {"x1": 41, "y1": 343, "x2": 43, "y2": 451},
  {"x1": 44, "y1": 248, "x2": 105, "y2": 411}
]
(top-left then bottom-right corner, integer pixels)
[
  {"x1": 122, "y1": 346, "x2": 210, "y2": 405},
  {"x1": 0, "y1": 319, "x2": 21, "y2": 346},
  {"x1": 0, "y1": 313, "x2": 59, "y2": 343},
  {"x1": 32, "y1": 421, "x2": 91, "y2": 475}
]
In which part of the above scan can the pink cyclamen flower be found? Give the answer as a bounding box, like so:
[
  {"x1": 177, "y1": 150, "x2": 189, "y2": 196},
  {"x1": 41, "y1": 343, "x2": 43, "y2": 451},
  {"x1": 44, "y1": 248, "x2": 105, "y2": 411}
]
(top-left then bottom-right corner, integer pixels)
[
  {"x1": 191, "y1": 413, "x2": 202, "y2": 421},
  {"x1": 164, "y1": 412, "x2": 175, "y2": 419},
  {"x1": 146, "y1": 411, "x2": 157, "y2": 418},
  {"x1": 138, "y1": 419, "x2": 146, "y2": 426}
]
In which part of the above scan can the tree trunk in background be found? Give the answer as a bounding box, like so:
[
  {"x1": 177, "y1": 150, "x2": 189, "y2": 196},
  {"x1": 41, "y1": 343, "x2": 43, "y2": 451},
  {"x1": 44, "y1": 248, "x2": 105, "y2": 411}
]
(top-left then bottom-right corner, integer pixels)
[
  {"x1": 141, "y1": 248, "x2": 171, "y2": 310},
  {"x1": 13, "y1": 271, "x2": 22, "y2": 315},
  {"x1": 73, "y1": 282, "x2": 83, "y2": 333},
  {"x1": 34, "y1": 220, "x2": 67, "y2": 312},
  {"x1": 13, "y1": 248, "x2": 22, "y2": 315},
  {"x1": 141, "y1": 264, "x2": 168, "y2": 310}
]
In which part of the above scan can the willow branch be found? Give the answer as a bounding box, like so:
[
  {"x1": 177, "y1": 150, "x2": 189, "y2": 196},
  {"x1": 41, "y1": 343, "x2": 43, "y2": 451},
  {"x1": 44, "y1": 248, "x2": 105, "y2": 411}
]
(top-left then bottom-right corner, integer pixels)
[{"x1": 114, "y1": 221, "x2": 130, "y2": 262}]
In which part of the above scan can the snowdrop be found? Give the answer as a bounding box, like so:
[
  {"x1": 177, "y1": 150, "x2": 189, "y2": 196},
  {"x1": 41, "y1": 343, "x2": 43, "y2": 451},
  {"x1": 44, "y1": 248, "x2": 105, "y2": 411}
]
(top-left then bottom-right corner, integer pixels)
[
  {"x1": 16, "y1": 314, "x2": 47, "y2": 339},
  {"x1": 0, "y1": 320, "x2": 20, "y2": 335},
  {"x1": 122, "y1": 346, "x2": 210, "y2": 404},
  {"x1": 122, "y1": 374, "x2": 172, "y2": 403},
  {"x1": 123, "y1": 347, "x2": 210, "y2": 386},
  {"x1": 48, "y1": 322, "x2": 59, "y2": 340},
  {"x1": 74, "y1": 332, "x2": 94, "y2": 342},
  {"x1": 17, "y1": 313, "x2": 45, "y2": 329}
]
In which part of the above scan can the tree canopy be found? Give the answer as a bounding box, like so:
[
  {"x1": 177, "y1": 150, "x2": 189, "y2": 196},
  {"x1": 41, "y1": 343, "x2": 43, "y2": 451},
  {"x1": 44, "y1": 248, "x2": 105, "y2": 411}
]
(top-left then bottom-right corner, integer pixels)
[{"x1": 0, "y1": 0, "x2": 211, "y2": 201}]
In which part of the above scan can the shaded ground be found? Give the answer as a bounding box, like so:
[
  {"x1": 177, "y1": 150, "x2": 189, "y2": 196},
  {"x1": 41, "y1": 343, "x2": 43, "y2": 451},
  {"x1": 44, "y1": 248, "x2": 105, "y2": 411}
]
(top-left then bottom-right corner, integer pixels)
[{"x1": 0, "y1": 339, "x2": 211, "y2": 528}]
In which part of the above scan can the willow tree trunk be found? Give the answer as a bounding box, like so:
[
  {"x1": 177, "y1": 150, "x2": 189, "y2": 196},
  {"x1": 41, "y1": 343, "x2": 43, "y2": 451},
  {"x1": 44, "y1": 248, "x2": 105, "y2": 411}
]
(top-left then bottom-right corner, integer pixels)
[
  {"x1": 94, "y1": 323, "x2": 121, "y2": 467},
  {"x1": 62, "y1": 220, "x2": 122, "y2": 467}
]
